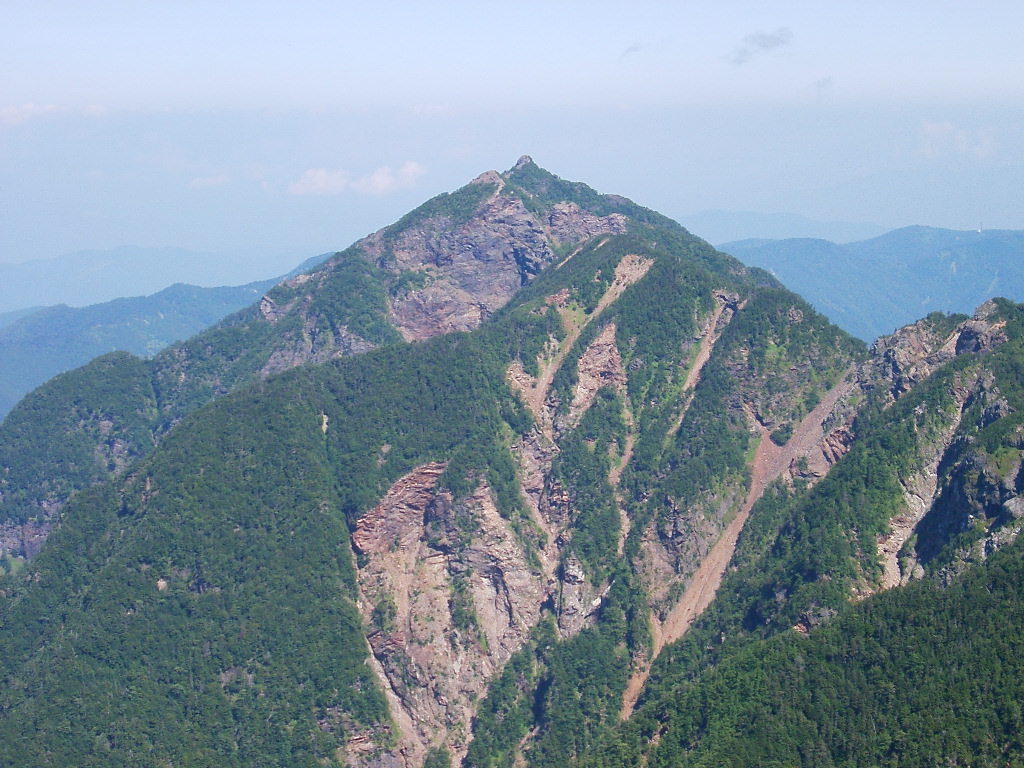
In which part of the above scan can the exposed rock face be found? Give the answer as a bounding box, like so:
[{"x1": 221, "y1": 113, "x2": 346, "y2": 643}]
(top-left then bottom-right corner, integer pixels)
[
  {"x1": 787, "y1": 302, "x2": 1011, "y2": 499},
  {"x1": 261, "y1": 321, "x2": 377, "y2": 376},
  {"x1": 259, "y1": 295, "x2": 286, "y2": 324},
  {"x1": 351, "y1": 265, "x2": 667, "y2": 757},
  {"x1": 353, "y1": 465, "x2": 544, "y2": 767},
  {"x1": 917, "y1": 423, "x2": 1024, "y2": 585},
  {"x1": 878, "y1": 373, "x2": 980, "y2": 589},
  {"x1": 955, "y1": 301, "x2": 1009, "y2": 354},
  {"x1": 0, "y1": 519, "x2": 50, "y2": 560},
  {"x1": 511, "y1": 429, "x2": 562, "y2": 580},
  {"x1": 352, "y1": 463, "x2": 446, "y2": 558},
  {"x1": 863, "y1": 320, "x2": 959, "y2": 401},
  {"x1": 506, "y1": 253, "x2": 653, "y2": 446},
  {"x1": 640, "y1": 494, "x2": 735, "y2": 618},
  {"x1": 761, "y1": 300, "x2": 1019, "y2": 595},
  {"x1": 250, "y1": 164, "x2": 639, "y2": 377},
  {"x1": 863, "y1": 303, "x2": 1016, "y2": 591},
  {"x1": 565, "y1": 323, "x2": 627, "y2": 428},
  {"x1": 255, "y1": 282, "x2": 382, "y2": 378},
  {"x1": 556, "y1": 553, "x2": 601, "y2": 636},
  {"x1": 547, "y1": 201, "x2": 628, "y2": 244},
  {"x1": 507, "y1": 427, "x2": 600, "y2": 640},
  {"x1": 641, "y1": 295, "x2": 860, "y2": 613},
  {"x1": 372, "y1": 190, "x2": 555, "y2": 341},
  {"x1": 861, "y1": 302, "x2": 1007, "y2": 406},
  {"x1": 789, "y1": 424, "x2": 855, "y2": 482},
  {"x1": 637, "y1": 297, "x2": 745, "y2": 617}
]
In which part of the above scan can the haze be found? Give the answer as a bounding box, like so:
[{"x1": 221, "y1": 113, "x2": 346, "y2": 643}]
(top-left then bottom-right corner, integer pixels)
[{"x1": 2, "y1": 0, "x2": 1022, "y2": 272}]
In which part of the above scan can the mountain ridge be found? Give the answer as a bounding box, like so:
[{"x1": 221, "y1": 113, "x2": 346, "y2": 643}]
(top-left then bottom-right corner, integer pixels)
[
  {"x1": 0, "y1": 280, "x2": 274, "y2": 418},
  {"x1": 0, "y1": 159, "x2": 1021, "y2": 768},
  {"x1": 721, "y1": 225, "x2": 1024, "y2": 340},
  {"x1": 0, "y1": 157, "x2": 759, "y2": 536},
  {"x1": 678, "y1": 209, "x2": 887, "y2": 245},
  {"x1": 0, "y1": 245, "x2": 312, "y2": 313}
]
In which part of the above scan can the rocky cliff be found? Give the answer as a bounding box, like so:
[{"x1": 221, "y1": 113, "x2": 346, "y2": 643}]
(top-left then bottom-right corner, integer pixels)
[{"x1": 352, "y1": 465, "x2": 544, "y2": 765}]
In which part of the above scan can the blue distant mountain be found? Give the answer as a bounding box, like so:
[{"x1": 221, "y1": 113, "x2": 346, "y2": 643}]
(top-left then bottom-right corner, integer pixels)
[
  {"x1": 0, "y1": 252, "x2": 333, "y2": 419},
  {"x1": 721, "y1": 226, "x2": 1024, "y2": 341},
  {"x1": 678, "y1": 210, "x2": 887, "y2": 246},
  {"x1": 0, "y1": 245, "x2": 312, "y2": 314},
  {"x1": 0, "y1": 281, "x2": 272, "y2": 418}
]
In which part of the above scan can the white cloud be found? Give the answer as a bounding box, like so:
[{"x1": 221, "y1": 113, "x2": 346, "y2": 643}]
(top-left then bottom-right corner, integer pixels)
[
  {"x1": 0, "y1": 102, "x2": 59, "y2": 126},
  {"x1": 288, "y1": 161, "x2": 426, "y2": 196},
  {"x1": 288, "y1": 168, "x2": 351, "y2": 195},
  {"x1": 191, "y1": 174, "x2": 230, "y2": 189},
  {"x1": 919, "y1": 121, "x2": 996, "y2": 159},
  {"x1": 350, "y1": 161, "x2": 427, "y2": 195}
]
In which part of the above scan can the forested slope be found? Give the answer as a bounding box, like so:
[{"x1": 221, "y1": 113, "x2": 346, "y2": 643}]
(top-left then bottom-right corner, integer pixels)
[
  {"x1": 1, "y1": 160, "x2": 1019, "y2": 768},
  {"x1": 0, "y1": 162, "x2": 865, "y2": 765},
  {"x1": 578, "y1": 299, "x2": 1024, "y2": 768},
  {"x1": 0, "y1": 280, "x2": 279, "y2": 419},
  {"x1": 0, "y1": 158, "x2": 716, "y2": 552}
]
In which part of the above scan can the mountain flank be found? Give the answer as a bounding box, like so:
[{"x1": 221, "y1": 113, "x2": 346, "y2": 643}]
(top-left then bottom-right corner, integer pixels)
[
  {"x1": 0, "y1": 157, "x2": 688, "y2": 547},
  {"x1": 1, "y1": 159, "x2": 1022, "y2": 768},
  {"x1": 0, "y1": 280, "x2": 278, "y2": 419}
]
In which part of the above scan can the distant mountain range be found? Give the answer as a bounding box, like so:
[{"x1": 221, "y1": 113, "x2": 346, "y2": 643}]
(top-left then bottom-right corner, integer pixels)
[
  {"x1": 0, "y1": 245, "x2": 313, "y2": 313},
  {"x1": 0, "y1": 307, "x2": 43, "y2": 331},
  {"x1": 0, "y1": 252, "x2": 332, "y2": 419},
  {"x1": 720, "y1": 226, "x2": 1024, "y2": 341},
  {"x1": 0, "y1": 282, "x2": 270, "y2": 418},
  {"x1": 677, "y1": 210, "x2": 887, "y2": 246}
]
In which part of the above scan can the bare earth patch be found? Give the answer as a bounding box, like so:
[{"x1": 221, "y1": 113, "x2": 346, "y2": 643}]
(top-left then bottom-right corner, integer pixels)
[
  {"x1": 621, "y1": 368, "x2": 857, "y2": 718},
  {"x1": 507, "y1": 253, "x2": 653, "y2": 442}
]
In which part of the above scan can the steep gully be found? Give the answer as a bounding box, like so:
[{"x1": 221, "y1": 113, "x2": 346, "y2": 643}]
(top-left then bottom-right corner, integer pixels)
[
  {"x1": 621, "y1": 366, "x2": 858, "y2": 718},
  {"x1": 353, "y1": 253, "x2": 861, "y2": 757},
  {"x1": 509, "y1": 248, "x2": 652, "y2": 443},
  {"x1": 350, "y1": 252, "x2": 657, "y2": 765},
  {"x1": 510, "y1": 276, "x2": 763, "y2": 720},
  {"x1": 508, "y1": 252, "x2": 653, "y2": 574},
  {"x1": 612, "y1": 293, "x2": 735, "y2": 557},
  {"x1": 667, "y1": 295, "x2": 735, "y2": 438}
]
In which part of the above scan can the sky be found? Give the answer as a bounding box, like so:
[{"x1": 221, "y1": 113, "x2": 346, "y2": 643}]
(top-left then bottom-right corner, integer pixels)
[{"x1": 2, "y1": 0, "x2": 1022, "y2": 271}]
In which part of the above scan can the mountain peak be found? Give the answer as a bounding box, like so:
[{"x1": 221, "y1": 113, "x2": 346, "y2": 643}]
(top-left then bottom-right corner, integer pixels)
[
  {"x1": 470, "y1": 169, "x2": 503, "y2": 186},
  {"x1": 513, "y1": 154, "x2": 535, "y2": 170}
]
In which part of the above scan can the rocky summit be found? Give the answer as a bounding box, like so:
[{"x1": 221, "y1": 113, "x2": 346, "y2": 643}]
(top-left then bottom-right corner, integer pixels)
[{"x1": 1, "y1": 160, "x2": 1023, "y2": 768}]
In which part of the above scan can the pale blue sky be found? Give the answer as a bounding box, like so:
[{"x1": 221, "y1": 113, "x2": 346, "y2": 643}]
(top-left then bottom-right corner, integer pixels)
[{"x1": 2, "y1": 0, "x2": 1022, "y2": 266}]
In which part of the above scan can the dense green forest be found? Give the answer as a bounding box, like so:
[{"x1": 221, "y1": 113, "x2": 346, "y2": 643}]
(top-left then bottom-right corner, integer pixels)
[
  {"x1": 1, "y1": 161, "x2": 1021, "y2": 768},
  {"x1": 0, "y1": 158, "x2": 741, "y2": 531},
  {"x1": 575, "y1": 299, "x2": 1024, "y2": 768},
  {"x1": 0, "y1": 315, "x2": 541, "y2": 764},
  {"x1": 584, "y1": 536, "x2": 1024, "y2": 768},
  {"x1": 0, "y1": 195, "x2": 803, "y2": 764}
]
